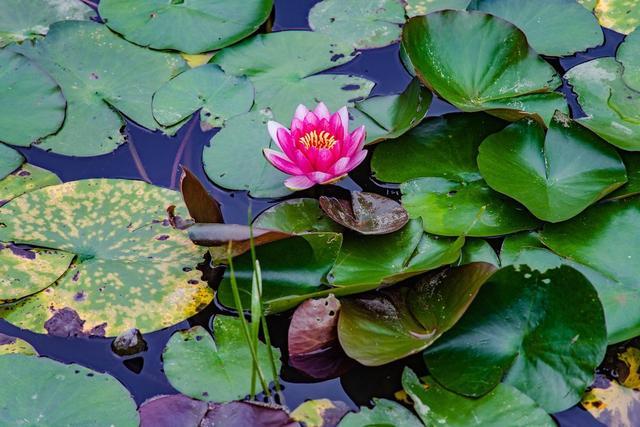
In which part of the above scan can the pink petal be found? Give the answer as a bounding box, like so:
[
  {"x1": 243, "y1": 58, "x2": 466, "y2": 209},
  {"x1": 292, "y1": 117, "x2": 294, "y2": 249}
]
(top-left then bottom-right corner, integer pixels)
[
  {"x1": 294, "y1": 104, "x2": 309, "y2": 122},
  {"x1": 329, "y1": 113, "x2": 344, "y2": 140},
  {"x1": 345, "y1": 149, "x2": 368, "y2": 172},
  {"x1": 267, "y1": 121, "x2": 288, "y2": 144},
  {"x1": 308, "y1": 171, "x2": 333, "y2": 184},
  {"x1": 314, "y1": 148, "x2": 334, "y2": 172},
  {"x1": 313, "y1": 102, "x2": 331, "y2": 120},
  {"x1": 291, "y1": 118, "x2": 304, "y2": 134},
  {"x1": 263, "y1": 149, "x2": 303, "y2": 175},
  {"x1": 303, "y1": 112, "x2": 320, "y2": 129},
  {"x1": 285, "y1": 175, "x2": 315, "y2": 191},
  {"x1": 293, "y1": 149, "x2": 315, "y2": 173},
  {"x1": 276, "y1": 127, "x2": 296, "y2": 159},
  {"x1": 336, "y1": 106, "x2": 349, "y2": 137},
  {"x1": 344, "y1": 126, "x2": 366, "y2": 157},
  {"x1": 330, "y1": 156, "x2": 351, "y2": 175}
]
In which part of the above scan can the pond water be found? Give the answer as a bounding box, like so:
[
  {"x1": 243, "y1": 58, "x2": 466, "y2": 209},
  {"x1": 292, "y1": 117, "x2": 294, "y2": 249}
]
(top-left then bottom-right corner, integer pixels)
[{"x1": 1, "y1": 1, "x2": 624, "y2": 425}]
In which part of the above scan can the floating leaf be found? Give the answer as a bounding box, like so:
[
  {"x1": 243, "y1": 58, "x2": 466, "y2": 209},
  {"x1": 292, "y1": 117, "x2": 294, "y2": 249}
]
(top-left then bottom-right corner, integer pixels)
[
  {"x1": 0, "y1": 333, "x2": 37, "y2": 356},
  {"x1": 578, "y1": 0, "x2": 597, "y2": 9},
  {"x1": 0, "y1": 0, "x2": 95, "y2": 47},
  {"x1": 402, "y1": 369, "x2": 555, "y2": 427},
  {"x1": 0, "y1": 144, "x2": 22, "y2": 180},
  {"x1": 0, "y1": 163, "x2": 61, "y2": 207},
  {"x1": 153, "y1": 64, "x2": 254, "y2": 130},
  {"x1": 617, "y1": 28, "x2": 640, "y2": 91},
  {"x1": 565, "y1": 58, "x2": 640, "y2": 151},
  {"x1": 254, "y1": 198, "x2": 342, "y2": 234},
  {"x1": 608, "y1": 152, "x2": 640, "y2": 199},
  {"x1": 99, "y1": 0, "x2": 273, "y2": 54},
  {"x1": 350, "y1": 79, "x2": 432, "y2": 145},
  {"x1": 12, "y1": 21, "x2": 187, "y2": 156},
  {"x1": 163, "y1": 317, "x2": 281, "y2": 403},
  {"x1": 457, "y1": 238, "x2": 500, "y2": 266},
  {"x1": 290, "y1": 399, "x2": 350, "y2": 427},
  {"x1": 0, "y1": 354, "x2": 138, "y2": 426},
  {"x1": 338, "y1": 398, "x2": 422, "y2": 427},
  {"x1": 0, "y1": 49, "x2": 65, "y2": 147},
  {"x1": 308, "y1": 0, "x2": 405, "y2": 49},
  {"x1": 338, "y1": 263, "x2": 496, "y2": 366},
  {"x1": 0, "y1": 179, "x2": 213, "y2": 336},
  {"x1": 319, "y1": 191, "x2": 409, "y2": 235},
  {"x1": 424, "y1": 265, "x2": 607, "y2": 412},
  {"x1": 188, "y1": 224, "x2": 291, "y2": 254},
  {"x1": 402, "y1": 10, "x2": 562, "y2": 121},
  {"x1": 180, "y1": 166, "x2": 223, "y2": 224},
  {"x1": 582, "y1": 375, "x2": 640, "y2": 426},
  {"x1": 594, "y1": 0, "x2": 640, "y2": 34},
  {"x1": 478, "y1": 112, "x2": 627, "y2": 222},
  {"x1": 469, "y1": 0, "x2": 603, "y2": 56},
  {"x1": 405, "y1": 0, "x2": 471, "y2": 17},
  {"x1": 203, "y1": 401, "x2": 295, "y2": 427},
  {"x1": 139, "y1": 394, "x2": 208, "y2": 427}
]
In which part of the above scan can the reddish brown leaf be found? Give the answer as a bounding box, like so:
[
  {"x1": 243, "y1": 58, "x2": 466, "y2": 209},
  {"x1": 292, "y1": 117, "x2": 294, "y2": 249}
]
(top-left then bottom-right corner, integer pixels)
[{"x1": 180, "y1": 166, "x2": 223, "y2": 224}]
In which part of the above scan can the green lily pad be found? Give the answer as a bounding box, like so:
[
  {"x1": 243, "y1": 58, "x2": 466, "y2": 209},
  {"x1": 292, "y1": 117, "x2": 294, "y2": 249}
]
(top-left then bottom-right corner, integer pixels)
[
  {"x1": 0, "y1": 144, "x2": 22, "y2": 180},
  {"x1": 424, "y1": 265, "x2": 607, "y2": 413},
  {"x1": 0, "y1": 49, "x2": 65, "y2": 147},
  {"x1": 0, "y1": 333, "x2": 37, "y2": 356},
  {"x1": 617, "y1": 28, "x2": 640, "y2": 91},
  {"x1": 152, "y1": 63, "x2": 254, "y2": 130},
  {"x1": 594, "y1": 0, "x2": 640, "y2": 34},
  {"x1": 565, "y1": 58, "x2": 640, "y2": 151},
  {"x1": 99, "y1": 0, "x2": 273, "y2": 54},
  {"x1": 212, "y1": 31, "x2": 374, "y2": 121},
  {"x1": 402, "y1": 369, "x2": 555, "y2": 427},
  {"x1": 578, "y1": 0, "x2": 597, "y2": 10},
  {"x1": 0, "y1": 0, "x2": 95, "y2": 47},
  {"x1": 0, "y1": 163, "x2": 61, "y2": 206},
  {"x1": 308, "y1": 0, "x2": 405, "y2": 49},
  {"x1": 0, "y1": 179, "x2": 214, "y2": 336},
  {"x1": 290, "y1": 399, "x2": 350, "y2": 427},
  {"x1": 478, "y1": 113, "x2": 627, "y2": 222},
  {"x1": 0, "y1": 354, "x2": 138, "y2": 426},
  {"x1": 337, "y1": 263, "x2": 496, "y2": 366},
  {"x1": 338, "y1": 398, "x2": 423, "y2": 427},
  {"x1": 163, "y1": 317, "x2": 281, "y2": 402},
  {"x1": 328, "y1": 219, "x2": 464, "y2": 288},
  {"x1": 608, "y1": 151, "x2": 640, "y2": 200},
  {"x1": 350, "y1": 79, "x2": 432, "y2": 145},
  {"x1": 254, "y1": 198, "x2": 342, "y2": 233},
  {"x1": 457, "y1": 238, "x2": 500, "y2": 266},
  {"x1": 402, "y1": 10, "x2": 561, "y2": 120},
  {"x1": 469, "y1": 0, "x2": 603, "y2": 56},
  {"x1": 12, "y1": 21, "x2": 187, "y2": 156},
  {"x1": 583, "y1": 375, "x2": 640, "y2": 427},
  {"x1": 405, "y1": 0, "x2": 471, "y2": 17}
]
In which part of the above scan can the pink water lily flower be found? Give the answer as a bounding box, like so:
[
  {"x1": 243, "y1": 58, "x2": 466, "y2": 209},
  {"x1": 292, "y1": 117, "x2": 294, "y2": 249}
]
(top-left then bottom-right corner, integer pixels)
[{"x1": 263, "y1": 102, "x2": 367, "y2": 191}]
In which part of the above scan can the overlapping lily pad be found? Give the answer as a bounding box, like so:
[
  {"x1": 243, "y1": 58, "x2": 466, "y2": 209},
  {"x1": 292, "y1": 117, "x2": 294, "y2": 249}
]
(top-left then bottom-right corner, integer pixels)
[
  {"x1": 402, "y1": 369, "x2": 555, "y2": 427},
  {"x1": 0, "y1": 333, "x2": 37, "y2": 356},
  {"x1": 478, "y1": 112, "x2": 627, "y2": 222},
  {"x1": 469, "y1": 0, "x2": 603, "y2": 56},
  {"x1": 153, "y1": 64, "x2": 254, "y2": 130},
  {"x1": 163, "y1": 317, "x2": 281, "y2": 402},
  {"x1": 0, "y1": 0, "x2": 95, "y2": 47},
  {"x1": 402, "y1": 10, "x2": 562, "y2": 121},
  {"x1": 337, "y1": 263, "x2": 496, "y2": 366},
  {"x1": 617, "y1": 28, "x2": 640, "y2": 91},
  {"x1": 12, "y1": 21, "x2": 187, "y2": 156},
  {"x1": 290, "y1": 399, "x2": 349, "y2": 427},
  {"x1": 0, "y1": 354, "x2": 139, "y2": 426},
  {"x1": 424, "y1": 265, "x2": 607, "y2": 412},
  {"x1": 457, "y1": 238, "x2": 499, "y2": 266},
  {"x1": 594, "y1": 0, "x2": 640, "y2": 34},
  {"x1": 338, "y1": 398, "x2": 422, "y2": 427},
  {"x1": 99, "y1": 0, "x2": 273, "y2": 54},
  {"x1": 254, "y1": 198, "x2": 342, "y2": 233},
  {"x1": 404, "y1": 0, "x2": 471, "y2": 16},
  {"x1": 0, "y1": 49, "x2": 65, "y2": 147},
  {"x1": 608, "y1": 152, "x2": 640, "y2": 200},
  {"x1": 582, "y1": 375, "x2": 640, "y2": 426},
  {"x1": 0, "y1": 163, "x2": 61, "y2": 206},
  {"x1": 308, "y1": 0, "x2": 405, "y2": 49},
  {"x1": 0, "y1": 144, "x2": 22, "y2": 180},
  {"x1": 0, "y1": 179, "x2": 213, "y2": 336}
]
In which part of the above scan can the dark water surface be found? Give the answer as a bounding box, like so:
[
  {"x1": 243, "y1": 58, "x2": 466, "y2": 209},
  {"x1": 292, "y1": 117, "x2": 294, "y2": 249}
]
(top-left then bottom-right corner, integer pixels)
[{"x1": 2, "y1": 1, "x2": 621, "y2": 425}]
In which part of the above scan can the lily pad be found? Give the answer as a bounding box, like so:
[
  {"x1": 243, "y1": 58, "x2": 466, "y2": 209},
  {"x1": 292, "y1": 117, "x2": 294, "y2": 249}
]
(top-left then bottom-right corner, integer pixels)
[
  {"x1": 350, "y1": 78, "x2": 432, "y2": 145},
  {"x1": 594, "y1": 0, "x2": 640, "y2": 34},
  {"x1": 0, "y1": 354, "x2": 138, "y2": 426},
  {"x1": 0, "y1": 333, "x2": 37, "y2": 356},
  {"x1": 308, "y1": 0, "x2": 405, "y2": 49},
  {"x1": 423, "y1": 265, "x2": 607, "y2": 413},
  {"x1": 0, "y1": 49, "x2": 65, "y2": 147},
  {"x1": 254, "y1": 198, "x2": 342, "y2": 233},
  {"x1": 617, "y1": 28, "x2": 640, "y2": 91},
  {"x1": 402, "y1": 10, "x2": 561, "y2": 120},
  {"x1": 582, "y1": 375, "x2": 640, "y2": 427},
  {"x1": 0, "y1": 144, "x2": 22, "y2": 180},
  {"x1": 99, "y1": 0, "x2": 273, "y2": 54},
  {"x1": 290, "y1": 399, "x2": 350, "y2": 427},
  {"x1": 469, "y1": 0, "x2": 603, "y2": 56},
  {"x1": 405, "y1": 0, "x2": 471, "y2": 17},
  {"x1": 338, "y1": 398, "x2": 422, "y2": 427},
  {"x1": 402, "y1": 369, "x2": 555, "y2": 427},
  {"x1": 328, "y1": 219, "x2": 464, "y2": 288},
  {"x1": 608, "y1": 151, "x2": 640, "y2": 200},
  {"x1": 0, "y1": 179, "x2": 214, "y2": 336},
  {"x1": 152, "y1": 64, "x2": 254, "y2": 130},
  {"x1": 565, "y1": 58, "x2": 640, "y2": 151},
  {"x1": 478, "y1": 112, "x2": 627, "y2": 222},
  {"x1": 12, "y1": 20, "x2": 187, "y2": 156},
  {"x1": 319, "y1": 191, "x2": 409, "y2": 235},
  {"x1": 163, "y1": 317, "x2": 281, "y2": 403},
  {"x1": 457, "y1": 238, "x2": 500, "y2": 266},
  {"x1": 139, "y1": 394, "x2": 209, "y2": 427},
  {"x1": 0, "y1": 163, "x2": 61, "y2": 207},
  {"x1": 212, "y1": 31, "x2": 374, "y2": 121},
  {"x1": 337, "y1": 263, "x2": 496, "y2": 366},
  {"x1": 180, "y1": 166, "x2": 224, "y2": 224},
  {"x1": 0, "y1": 0, "x2": 95, "y2": 47}
]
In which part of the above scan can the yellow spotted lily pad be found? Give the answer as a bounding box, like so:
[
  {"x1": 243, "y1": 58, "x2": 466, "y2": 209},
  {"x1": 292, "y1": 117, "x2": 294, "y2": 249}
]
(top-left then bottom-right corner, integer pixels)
[
  {"x1": 0, "y1": 179, "x2": 214, "y2": 336},
  {"x1": 0, "y1": 333, "x2": 37, "y2": 356},
  {"x1": 0, "y1": 163, "x2": 62, "y2": 206},
  {"x1": 594, "y1": 0, "x2": 640, "y2": 34}
]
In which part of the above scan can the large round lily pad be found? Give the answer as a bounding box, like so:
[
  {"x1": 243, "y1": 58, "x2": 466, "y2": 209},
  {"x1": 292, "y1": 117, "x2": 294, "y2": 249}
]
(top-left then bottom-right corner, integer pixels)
[
  {"x1": 0, "y1": 0, "x2": 95, "y2": 47},
  {"x1": 308, "y1": 0, "x2": 405, "y2": 49},
  {"x1": 0, "y1": 354, "x2": 138, "y2": 426},
  {"x1": 339, "y1": 398, "x2": 423, "y2": 427},
  {"x1": 478, "y1": 113, "x2": 627, "y2": 222},
  {"x1": 99, "y1": 0, "x2": 273, "y2": 54},
  {"x1": 0, "y1": 144, "x2": 22, "y2": 180},
  {"x1": 0, "y1": 49, "x2": 65, "y2": 147},
  {"x1": 594, "y1": 0, "x2": 640, "y2": 34},
  {"x1": 0, "y1": 179, "x2": 214, "y2": 336},
  {"x1": 469, "y1": 0, "x2": 603, "y2": 56},
  {"x1": 402, "y1": 10, "x2": 562, "y2": 120},
  {"x1": 402, "y1": 369, "x2": 555, "y2": 427},
  {"x1": 617, "y1": 28, "x2": 640, "y2": 91},
  {"x1": 424, "y1": 265, "x2": 607, "y2": 413},
  {"x1": 163, "y1": 317, "x2": 281, "y2": 402},
  {"x1": 12, "y1": 20, "x2": 187, "y2": 156}
]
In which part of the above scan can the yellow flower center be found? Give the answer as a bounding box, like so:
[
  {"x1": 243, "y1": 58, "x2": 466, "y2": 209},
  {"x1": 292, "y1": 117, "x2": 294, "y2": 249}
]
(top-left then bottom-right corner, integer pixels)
[{"x1": 299, "y1": 130, "x2": 337, "y2": 149}]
